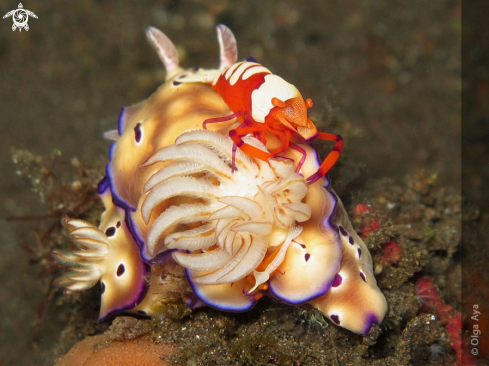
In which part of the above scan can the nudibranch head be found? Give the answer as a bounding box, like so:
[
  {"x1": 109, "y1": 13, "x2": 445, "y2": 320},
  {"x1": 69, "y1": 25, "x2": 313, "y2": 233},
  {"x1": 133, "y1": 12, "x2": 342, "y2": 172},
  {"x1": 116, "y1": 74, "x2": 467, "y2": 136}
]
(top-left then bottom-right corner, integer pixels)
[{"x1": 54, "y1": 183, "x2": 147, "y2": 321}]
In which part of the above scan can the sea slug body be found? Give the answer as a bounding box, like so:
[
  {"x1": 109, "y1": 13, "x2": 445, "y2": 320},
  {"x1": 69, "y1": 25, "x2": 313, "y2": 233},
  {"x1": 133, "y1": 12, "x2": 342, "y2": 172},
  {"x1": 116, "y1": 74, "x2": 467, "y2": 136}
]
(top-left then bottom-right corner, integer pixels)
[{"x1": 54, "y1": 25, "x2": 387, "y2": 335}]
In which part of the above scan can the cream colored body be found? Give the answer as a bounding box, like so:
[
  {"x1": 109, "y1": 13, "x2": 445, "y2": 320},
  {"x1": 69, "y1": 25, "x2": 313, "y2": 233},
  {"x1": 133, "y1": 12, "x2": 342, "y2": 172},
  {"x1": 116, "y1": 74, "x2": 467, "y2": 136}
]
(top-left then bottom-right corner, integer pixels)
[{"x1": 55, "y1": 26, "x2": 387, "y2": 334}]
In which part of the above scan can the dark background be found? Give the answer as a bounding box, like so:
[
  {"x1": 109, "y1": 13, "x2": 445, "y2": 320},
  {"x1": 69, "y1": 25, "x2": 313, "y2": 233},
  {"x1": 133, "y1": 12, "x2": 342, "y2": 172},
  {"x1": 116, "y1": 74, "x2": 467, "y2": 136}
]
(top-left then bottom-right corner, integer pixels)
[{"x1": 0, "y1": 0, "x2": 460, "y2": 364}]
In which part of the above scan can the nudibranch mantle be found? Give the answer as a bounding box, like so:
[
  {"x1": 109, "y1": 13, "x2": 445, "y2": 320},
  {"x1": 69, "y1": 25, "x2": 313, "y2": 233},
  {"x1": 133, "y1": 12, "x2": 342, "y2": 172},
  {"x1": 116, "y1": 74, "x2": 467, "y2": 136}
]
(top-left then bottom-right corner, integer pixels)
[{"x1": 54, "y1": 25, "x2": 387, "y2": 335}]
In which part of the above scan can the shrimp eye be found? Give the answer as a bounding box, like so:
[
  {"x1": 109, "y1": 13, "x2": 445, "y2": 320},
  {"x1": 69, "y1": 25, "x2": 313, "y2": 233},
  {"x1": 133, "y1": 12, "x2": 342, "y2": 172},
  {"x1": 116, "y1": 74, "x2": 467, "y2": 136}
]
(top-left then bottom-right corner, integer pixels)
[
  {"x1": 305, "y1": 98, "x2": 313, "y2": 109},
  {"x1": 272, "y1": 97, "x2": 286, "y2": 108}
]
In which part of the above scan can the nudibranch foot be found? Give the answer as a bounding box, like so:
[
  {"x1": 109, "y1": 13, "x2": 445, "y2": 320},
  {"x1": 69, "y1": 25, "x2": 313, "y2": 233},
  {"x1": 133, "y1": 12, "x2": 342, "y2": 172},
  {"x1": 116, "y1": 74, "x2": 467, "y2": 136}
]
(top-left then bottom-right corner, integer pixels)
[{"x1": 128, "y1": 256, "x2": 196, "y2": 319}]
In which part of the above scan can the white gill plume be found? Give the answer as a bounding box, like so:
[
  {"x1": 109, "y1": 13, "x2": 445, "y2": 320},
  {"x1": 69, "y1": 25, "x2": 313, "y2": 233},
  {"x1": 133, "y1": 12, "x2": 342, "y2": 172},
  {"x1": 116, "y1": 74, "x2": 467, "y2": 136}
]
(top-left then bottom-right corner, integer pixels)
[
  {"x1": 140, "y1": 130, "x2": 312, "y2": 286},
  {"x1": 53, "y1": 217, "x2": 109, "y2": 293}
]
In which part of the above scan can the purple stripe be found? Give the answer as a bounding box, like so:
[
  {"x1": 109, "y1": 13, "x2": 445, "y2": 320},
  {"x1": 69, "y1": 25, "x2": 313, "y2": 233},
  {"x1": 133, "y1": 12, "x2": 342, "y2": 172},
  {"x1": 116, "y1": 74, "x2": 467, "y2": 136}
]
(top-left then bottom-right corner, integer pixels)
[
  {"x1": 105, "y1": 164, "x2": 137, "y2": 212},
  {"x1": 124, "y1": 206, "x2": 143, "y2": 248},
  {"x1": 152, "y1": 249, "x2": 176, "y2": 263},
  {"x1": 269, "y1": 276, "x2": 334, "y2": 305},
  {"x1": 117, "y1": 107, "x2": 125, "y2": 136},
  {"x1": 97, "y1": 176, "x2": 110, "y2": 194},
  {"x1": 99, "y1": 261, "x2": 150, "y2": 322},
  {"x1": 320, "y1": 182, "x2": 338, "y2": 232},
  {"x1": 108, "y1": 143, "x2": 116, "y2": 162},
  {"x1": 185, "y1": 269, "x2": 257, "y2": 312},
  {"x1": 312, "y1": 147, "x2": 331, "y2": 188}
]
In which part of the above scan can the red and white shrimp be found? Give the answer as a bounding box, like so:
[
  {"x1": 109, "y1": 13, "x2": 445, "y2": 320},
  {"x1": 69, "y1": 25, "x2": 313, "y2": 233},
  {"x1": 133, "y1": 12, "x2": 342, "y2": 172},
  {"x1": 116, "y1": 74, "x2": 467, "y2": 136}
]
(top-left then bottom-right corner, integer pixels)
[{"x1": 177, "y1": 25, "x2": 342, "y2": 185}]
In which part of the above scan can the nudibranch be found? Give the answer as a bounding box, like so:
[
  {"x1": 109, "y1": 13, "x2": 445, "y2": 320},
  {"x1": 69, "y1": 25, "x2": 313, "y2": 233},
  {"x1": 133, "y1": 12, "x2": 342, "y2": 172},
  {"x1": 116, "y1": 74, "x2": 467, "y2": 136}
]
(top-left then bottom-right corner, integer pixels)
[{"x1": 54, "y1": 25, "x2": 387, "y2": 335}]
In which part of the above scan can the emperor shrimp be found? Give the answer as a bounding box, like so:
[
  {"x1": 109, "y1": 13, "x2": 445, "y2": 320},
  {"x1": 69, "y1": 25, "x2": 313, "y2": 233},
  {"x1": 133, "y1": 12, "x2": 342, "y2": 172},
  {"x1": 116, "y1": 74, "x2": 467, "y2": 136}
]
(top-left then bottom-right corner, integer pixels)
[{"x1": 177, "y1": 25, "x2": 343, "y2": 185}]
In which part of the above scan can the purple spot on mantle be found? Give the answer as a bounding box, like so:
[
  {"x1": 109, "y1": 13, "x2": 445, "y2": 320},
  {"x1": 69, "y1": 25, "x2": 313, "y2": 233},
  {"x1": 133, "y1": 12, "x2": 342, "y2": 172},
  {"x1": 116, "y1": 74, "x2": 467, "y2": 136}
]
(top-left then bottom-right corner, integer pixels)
[
  {"x1": 134, "y1": 123, "x2": 142, "y2": 143},
  {"x1": 108, "y1": 143, "x2": 116, "y2": 162},
  {"x1": 361, "y1": 314, "x2": 380, "y2": 335},
  {"x1": 173, "y1": 81, "x2": 182, "y2": 86},
  {"x1": 116, "y1": 221, "x2": 121, "y2": 228},
  {"x1": 360, "y1": 271, "x2": 367, "y2": 282},
  {"x1": 358, "y1": 248, "x2": 362, "y2": 258},
  {"x1": 338, "y1": 225, "x2": 347, "y2": 236},
  {"x1": 246, "y1": 56, "x2": 258, "y2": 63},
  {"x1": 330, "y1": 314, "x2": 340, "y2": 325},
  {"x1": 332, "y1": 274, "x2": 342, "y2": 287},
  {"x1": 305, "y1": 253, "x2": 311, "y2": 262},
  {"x1": 116, "y1": 263, "x2": 125, "y2": 277},
  {"x1": 348, "y1": 236, "x2": 354, "y2": 245},
  {"x1": 105, "y1": 227, "x2": 116, "y2": 237},
  {"x1": 299, "y1": 243, "x2": 306, "y2": 249}
]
